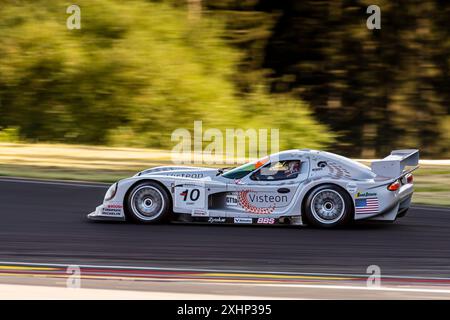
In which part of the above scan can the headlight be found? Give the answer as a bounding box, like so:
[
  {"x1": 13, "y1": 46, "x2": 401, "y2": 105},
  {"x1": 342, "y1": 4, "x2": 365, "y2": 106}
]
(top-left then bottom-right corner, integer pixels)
[{"x1": 104, "y1": 183, "x2": 118, "y2": 201}]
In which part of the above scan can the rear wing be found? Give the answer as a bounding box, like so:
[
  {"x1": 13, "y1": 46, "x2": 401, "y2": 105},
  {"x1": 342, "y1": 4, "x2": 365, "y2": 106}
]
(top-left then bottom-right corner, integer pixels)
[{"x1": 371, "y1": 149, "x2": 419, "y2": 178}]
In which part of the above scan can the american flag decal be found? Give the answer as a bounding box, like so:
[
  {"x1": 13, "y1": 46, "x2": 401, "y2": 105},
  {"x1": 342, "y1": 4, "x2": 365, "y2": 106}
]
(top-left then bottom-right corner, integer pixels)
[{"x1": 355, "y1": 197, "x2": 379, "y2": 214}]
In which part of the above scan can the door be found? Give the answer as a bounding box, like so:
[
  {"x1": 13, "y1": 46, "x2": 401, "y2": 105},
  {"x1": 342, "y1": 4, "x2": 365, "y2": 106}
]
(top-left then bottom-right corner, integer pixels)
[{"x1": 226, "y1": 159, "x2": 307, "y2": 217}]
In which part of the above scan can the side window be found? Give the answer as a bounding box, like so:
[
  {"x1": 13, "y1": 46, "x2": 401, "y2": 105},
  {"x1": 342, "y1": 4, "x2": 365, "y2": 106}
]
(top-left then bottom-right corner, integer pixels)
[{"x1": 251, "y1": 160, "x2": 301, "y2": 181}]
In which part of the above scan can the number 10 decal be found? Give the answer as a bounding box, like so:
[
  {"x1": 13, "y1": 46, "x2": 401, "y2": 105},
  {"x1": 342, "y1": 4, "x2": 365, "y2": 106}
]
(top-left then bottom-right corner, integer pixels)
[
  {"x1": 180, "y1": 188, "x2": 200, "y2": 202},
  {"x1": 174, "y1": 186, "x2": 205, "y2": 209}
]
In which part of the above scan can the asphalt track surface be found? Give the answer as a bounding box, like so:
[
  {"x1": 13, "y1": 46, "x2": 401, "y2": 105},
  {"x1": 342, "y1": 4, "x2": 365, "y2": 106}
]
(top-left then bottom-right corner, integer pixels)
[{"x1": 1, "y1": 177, "x2": 450, "y2": 279}]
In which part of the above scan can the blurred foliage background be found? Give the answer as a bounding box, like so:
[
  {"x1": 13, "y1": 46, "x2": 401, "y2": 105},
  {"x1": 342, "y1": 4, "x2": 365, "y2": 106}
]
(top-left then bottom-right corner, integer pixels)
[{"x1": 0, "y1": 0, "x2": 449, "y2": 157}]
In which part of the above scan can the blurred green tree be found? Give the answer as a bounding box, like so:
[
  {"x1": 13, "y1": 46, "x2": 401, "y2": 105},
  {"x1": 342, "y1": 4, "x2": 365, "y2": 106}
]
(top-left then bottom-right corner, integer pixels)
[{"x1": 0, "y1": 0, "x2": 332, "y2": 152}]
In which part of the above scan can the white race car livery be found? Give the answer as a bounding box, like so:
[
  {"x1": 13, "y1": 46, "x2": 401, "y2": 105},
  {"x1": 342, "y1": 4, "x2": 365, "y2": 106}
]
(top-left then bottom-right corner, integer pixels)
[{"x1": 88, "y1": 149, "x2": 419, "y2": 228}]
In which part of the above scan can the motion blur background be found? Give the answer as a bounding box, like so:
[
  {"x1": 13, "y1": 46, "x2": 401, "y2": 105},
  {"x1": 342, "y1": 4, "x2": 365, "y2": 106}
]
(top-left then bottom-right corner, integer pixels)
[
  {"x1": 0, "y1": 0, "x2": 449, "y2": 206},
  {"x1": 0, "y1": 0, "x2": 449, "y2": 157}
]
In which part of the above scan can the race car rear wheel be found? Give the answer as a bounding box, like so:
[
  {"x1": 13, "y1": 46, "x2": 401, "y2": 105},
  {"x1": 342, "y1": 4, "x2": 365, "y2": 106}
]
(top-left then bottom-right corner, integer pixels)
[
  {"x1": 126, "y1": 181, "x2": 171, "y2": 224},
  {"x1": 304, "y1": 184, "x2": 353, "y2": 228}
]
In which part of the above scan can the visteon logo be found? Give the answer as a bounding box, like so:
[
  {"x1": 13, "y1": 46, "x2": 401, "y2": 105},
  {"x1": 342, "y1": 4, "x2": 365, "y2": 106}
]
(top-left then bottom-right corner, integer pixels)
[{"x1": 171, "y1": 121, "x2": 279, "y2": 165}]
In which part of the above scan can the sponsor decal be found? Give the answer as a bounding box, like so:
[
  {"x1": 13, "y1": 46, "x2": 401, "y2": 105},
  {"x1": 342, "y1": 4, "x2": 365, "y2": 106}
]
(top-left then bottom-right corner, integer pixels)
[
  {"x1": 248, "y1": 194, "x2": 288, "y2": 203},
  {"x1": 106, "y1": 204, "x2": 122, "y2": 209},
  {"x1": 226, "y1": 194, "x2": 238, "y2": 206},
  {"x1": 192, "y1": 209, "x2": 209, "y2": 217},
  {"x1": 233, "y1": 217, "x2": 253, "y2": 224},
  {"x1": 170, "y1": 173, "x2": 204, "y2": 178},
  {"x1": 237, "y1": 190, "x2": 276, "y2": 214},
  {"x1": 208, "y1": 217, "x2": 226, "y2": 223},
  {"x1": 356, "y1": 191, "x2": 377, "y2": 198},
  {"x1": 346, "y1": 183, "x2": 358, "y2": 193},
  {"x1": 102, "y1": 204, "x2": 122, "y2": 216},
  {"x1": 355, "y1": 197, "x2": 379, "y2": 214},
  {"x1": 257, "y1": 217, "x2": 276, "y2": 224}
]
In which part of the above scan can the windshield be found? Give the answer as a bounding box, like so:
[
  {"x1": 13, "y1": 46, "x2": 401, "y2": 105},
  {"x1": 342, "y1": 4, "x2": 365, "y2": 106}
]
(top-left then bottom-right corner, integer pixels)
[{"x1": 222, "y1": 156, "x2": 269, "y2": 180}]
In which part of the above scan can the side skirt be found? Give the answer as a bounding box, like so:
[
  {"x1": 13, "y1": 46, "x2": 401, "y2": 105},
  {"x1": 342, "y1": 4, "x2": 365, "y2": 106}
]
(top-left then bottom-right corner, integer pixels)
[{"x1": 171, "y1": 214, "x2": 303, "y2": 226}]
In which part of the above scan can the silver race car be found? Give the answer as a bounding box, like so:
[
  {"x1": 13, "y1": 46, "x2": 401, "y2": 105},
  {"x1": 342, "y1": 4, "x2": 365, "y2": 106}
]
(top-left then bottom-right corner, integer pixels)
[{"x1": 88, "y1": 149, "x2": 419, "y2": 228}]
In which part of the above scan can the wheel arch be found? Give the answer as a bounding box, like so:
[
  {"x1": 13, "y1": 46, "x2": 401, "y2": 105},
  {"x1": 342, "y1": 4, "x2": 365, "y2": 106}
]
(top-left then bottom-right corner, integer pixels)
[
  {"x1": 123, "y1": 179, "x2": 173, "y2": 218},
  {"x1": 301, "y1": 182, "x2": 355, "y2": 223}
]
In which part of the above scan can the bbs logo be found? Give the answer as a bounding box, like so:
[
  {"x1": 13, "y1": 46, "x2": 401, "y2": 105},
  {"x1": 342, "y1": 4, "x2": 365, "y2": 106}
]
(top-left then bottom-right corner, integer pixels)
[{"x1": 257, "y1": 218, "x2": 275, "y2": 224}]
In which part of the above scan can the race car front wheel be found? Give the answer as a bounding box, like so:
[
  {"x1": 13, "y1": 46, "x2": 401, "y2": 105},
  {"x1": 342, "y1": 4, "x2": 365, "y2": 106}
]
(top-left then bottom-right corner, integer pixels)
[
  {"x1": 126, "y1": 181, "x2": 171, "y2": 224},
  {"x1": 304, "y1": 184, "x2": 353, "y2": 228}
]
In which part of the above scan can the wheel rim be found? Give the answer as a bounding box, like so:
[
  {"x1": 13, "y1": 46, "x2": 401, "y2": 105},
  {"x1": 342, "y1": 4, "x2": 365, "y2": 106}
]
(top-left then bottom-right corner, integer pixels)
[
  {"x1": 310, "y1": 189, "x2": 345, "y2": 224},
  {"x1": 130, "y1": 186, "x2": 164, "y2": 221}
]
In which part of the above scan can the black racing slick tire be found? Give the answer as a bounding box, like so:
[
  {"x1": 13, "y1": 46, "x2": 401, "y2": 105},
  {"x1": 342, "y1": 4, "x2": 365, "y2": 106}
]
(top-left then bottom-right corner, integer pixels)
[
  {"x1": 304, "y1": 184, "x2": 353, "y2": 228},
  {"x1": 125, "y1": 181, "x2": 172, "y2": 224}
]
